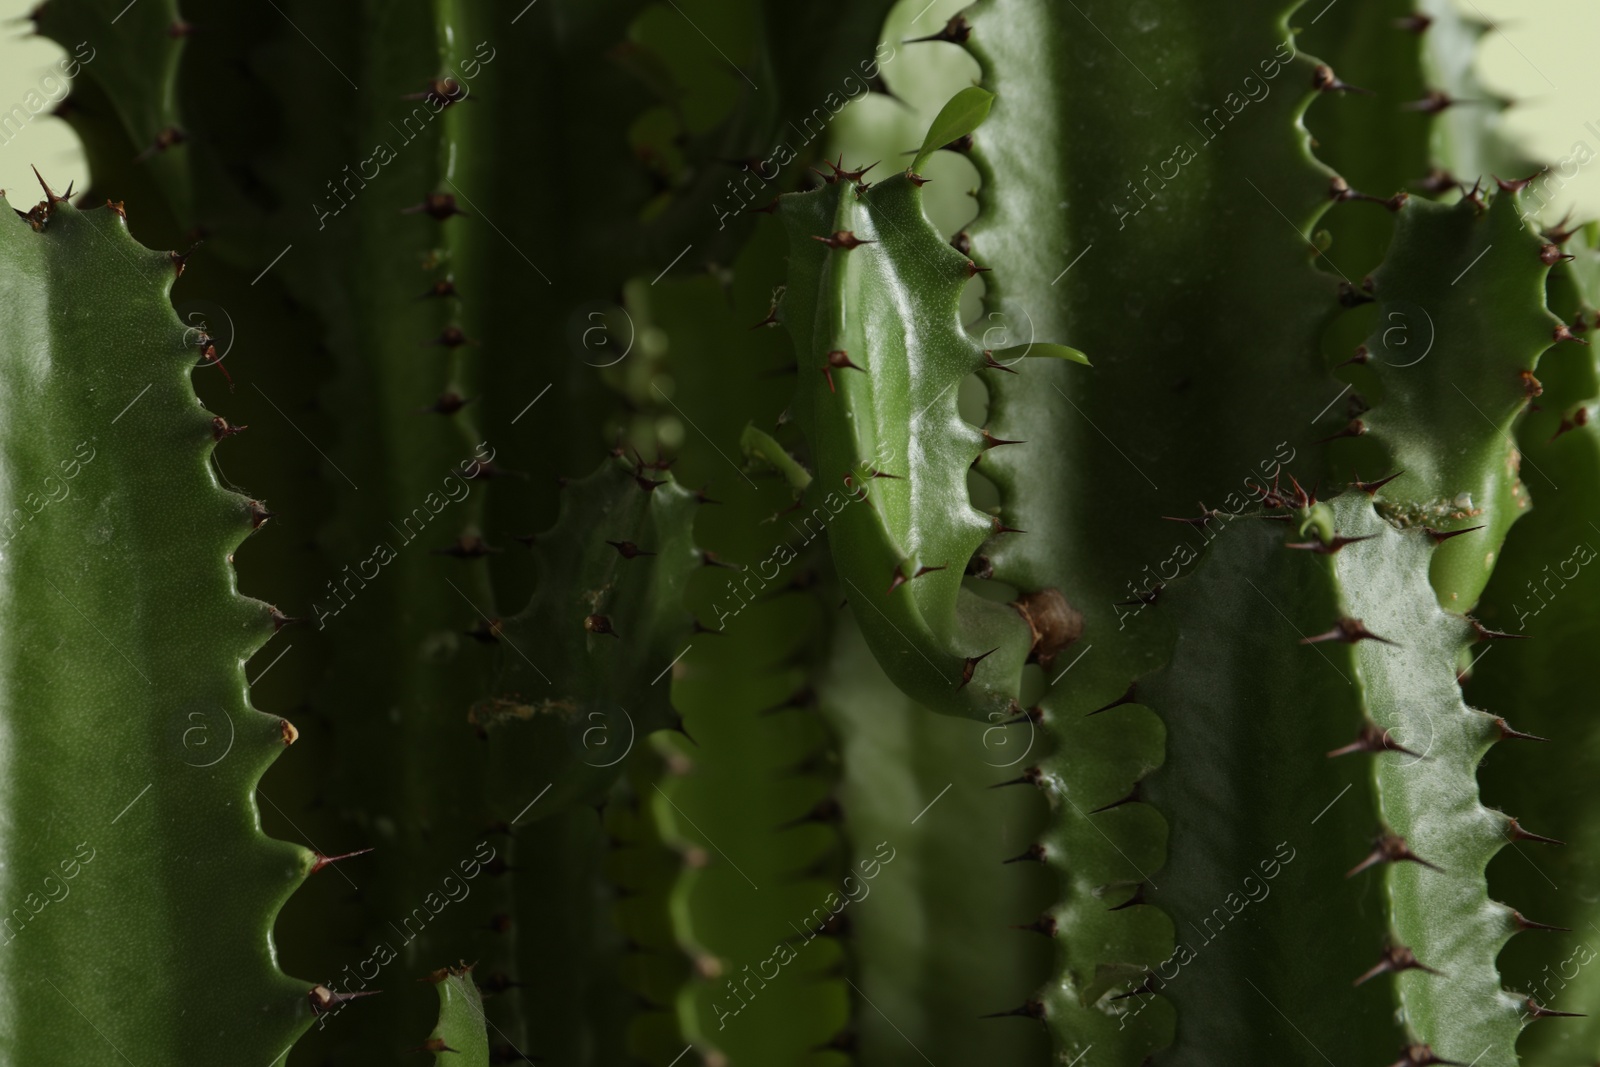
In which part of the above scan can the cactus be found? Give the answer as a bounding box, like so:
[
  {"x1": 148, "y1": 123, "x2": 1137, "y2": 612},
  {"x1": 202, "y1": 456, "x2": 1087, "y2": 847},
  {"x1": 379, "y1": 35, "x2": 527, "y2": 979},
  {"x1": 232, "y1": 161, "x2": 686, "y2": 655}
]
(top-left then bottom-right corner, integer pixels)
[
  {"x1": 7, "y1": 1, "x2": 1600, "y2": 1065},
  {"x1": 0, "y1": 187, "x2": 310, "y2": 1062}
]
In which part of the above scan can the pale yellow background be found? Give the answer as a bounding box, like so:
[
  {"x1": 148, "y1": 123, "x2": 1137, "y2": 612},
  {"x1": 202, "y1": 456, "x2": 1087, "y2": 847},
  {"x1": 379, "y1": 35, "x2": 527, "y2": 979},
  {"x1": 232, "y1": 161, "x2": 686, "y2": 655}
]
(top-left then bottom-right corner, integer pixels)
[{"x1": 0, "y1": 0, "x2": 1592, "y2": 220}]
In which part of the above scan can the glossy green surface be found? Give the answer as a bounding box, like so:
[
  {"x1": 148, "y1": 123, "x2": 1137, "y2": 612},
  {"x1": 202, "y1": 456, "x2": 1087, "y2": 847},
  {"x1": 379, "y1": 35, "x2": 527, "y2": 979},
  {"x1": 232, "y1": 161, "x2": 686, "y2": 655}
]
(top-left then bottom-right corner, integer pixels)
[
  {"x1": 778, "y1": 173, "x2": 1039, "y2": 721},
  {"x1": 0, "y1": 198, "x2": 309, "y2": 1063}
]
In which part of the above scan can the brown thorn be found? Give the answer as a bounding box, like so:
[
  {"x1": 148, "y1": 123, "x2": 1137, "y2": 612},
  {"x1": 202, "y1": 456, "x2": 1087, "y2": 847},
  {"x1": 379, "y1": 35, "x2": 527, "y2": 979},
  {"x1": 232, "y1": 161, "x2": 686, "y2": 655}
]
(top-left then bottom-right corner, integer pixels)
[
  {"x1": 1468, "y1": 618, "x2": 1527, "y2": 641},
  {"x1": 1423, "y1": 525, "x2": 1484, "y2": 545},
  {"x1": 1542, "y1": 242, "x2": 1577, "y2": 266},
  {"x1": 1327, "y1": 718, "x2": 1422, "y2": 759},
  {"x1": 1163, "y1": 503, "x2": 1221, "y2": 528},
  {"x1": 1353, "y1": 942, "x2": 1445, "y2": 986},
  {"x1": 822, "y1": 349, "x2": 864, "y2": 393},
  {"x1": 982, "y1": 350, "x2": 1019, "y2": 374},
  {"x1": 433, "y1": 535, "x2": 501, "y2": 560},
  {"x1": 1495, "y1": 718, "x2": 1549, "y2": 743},
  {"x1": 1313, "y1": 64, "x2": 1373, "y2": 95},
  {"x1": 606, "y1": 540, "x2": 655, "y2": 560},
  {"x1": 210, "y1": 416, "x2": 247, "y2": 441},
  {"x1": 1347, "y1": 831, "x2": 1443, "y2": 878},
  {"x1": 267, "y1": 606, "x2": 301, "y2": 632},
  {"x1": 1109, "y1": 883, "x2": 1147, "y2": 911},
  {"x1": 1314, "y1": 418, "x2": 1366, "y2": 444},
  {"x1": 1404, "y1": 89, "x2": 1456, "y2": 114},
  {"x1": 584, "y1": 614, "x2": 620, "y2": 639},
  {"x1": 811, "y1": 230, "x2": 874, "y2": 250},
  {"x1": 308, "y1": 985, "x2": 380, "y2": 1016},
  {"x1": 978, "y1": 427, "x2": 1022, "y2": 451},
  {"x1": 1551, "y1": 405, "x2": 1590, "y2": 441},
  {"x1": 1505, "y1": 817, "x2": 1565, "y2": 846},
  {"x1": 1010, "y1": 913, "x2": 1058, "y2": 938},
  {"x1": 1553, "y1": 322, "x2": 1590, "y2": 345},
  {"x1": 310, "y1": 847, "x2": 375, "y2": 875},
  {"x1": 989, "y1": 767, "x2": 1043, "y2": 789},
  {"x1": 1353, "y1": 470, "x2": 1404, "y2": 495},
  {"x1": 1088, "y1": 682, "x2": 1139, "y2": 716},
  {"x1": 1286, "y1": 533, "x2": 1376, "y2": 555},
  {"x1": 959, "y1": 647, "x2": 999, "y2": 689},
  {"x1": 1523, "y1": 996, "x2": 1585, "y2": 1019},
  {"x1": 401, "y1": 192, "x2": 465, "y2": 220},
  {"x1": 420, "y1": 391, "x2": 472, "y2": 415},
  {"x1": 1301, "y1": 617, "x2": 1396, "y2": 646},
  {"x1": 1001, "y1": 844, "x2": 1046, "y2": 865},
  {"x1": 1338, "y1": 282, "x2": 1376, "y2": 307},
  {"x1": 427, "y1": 325, "x2": 473, "y2": 349},
  {"x1": 1336, "y1": 345, "x2": 1372, "y2": 371},
  {"x1": 1088, "y1": 783, "x2": 1141, "y2": 814},
  {"x1": 905, "y1": 14, "x2": 971, "y2": 44},
  {"x1": 1388, "y1": 1045, "x2": 1465, "y2": 1067},
  {"x1": 1511, "y1": 910, "x2": 1570, "y2": 932}
]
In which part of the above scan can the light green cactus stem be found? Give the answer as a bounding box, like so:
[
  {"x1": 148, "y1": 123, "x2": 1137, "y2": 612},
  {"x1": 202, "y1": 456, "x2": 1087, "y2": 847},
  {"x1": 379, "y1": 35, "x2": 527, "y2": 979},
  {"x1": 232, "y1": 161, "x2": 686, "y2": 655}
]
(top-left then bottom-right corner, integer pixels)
[
  {"x1": 653, "y1": 602, "x2": 854, "y2": 1067},
  {"x1": 619, "y1": 216, "x2": 863, "y2": 1066},
  {"x1": 1468, "y1": 226, "x2": 1600, "y2": 1066},
  {"x1": 1327, "y1": 190, "x2": 1562, "y2": 609},
  {"x1": 0, "y1": 192, "x2": 310, "y2": 1063},
  {"x1": 1414, "y1": 0, "x2": 1537, "y2": 192},
  {"x1": 419, "y1": 964, "x2": 490, "y2": 1065}
]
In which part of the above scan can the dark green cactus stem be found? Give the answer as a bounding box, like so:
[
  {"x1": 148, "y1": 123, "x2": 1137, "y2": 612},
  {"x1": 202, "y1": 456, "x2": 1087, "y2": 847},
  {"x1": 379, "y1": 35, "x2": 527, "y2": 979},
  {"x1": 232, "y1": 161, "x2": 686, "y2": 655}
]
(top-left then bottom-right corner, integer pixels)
[
  {"x1": 419, "y1": 964, "x2": 490, "y2": 1064},
  {"x1": 608, "y1": 753, "x2": 695, "y2": 1062},
  {"x1": 818, "y1": 616, "x2": 1051, "y2": 1066},
  {"x1": 476, "y1": 455, "x2": 702, "y2": 812},
  {"x1": 469, "y1": 453, "x2": 702, "y2": 1063},
  {"x1": 0, "y1": 191, "x2": 309, "y2": 1062}
]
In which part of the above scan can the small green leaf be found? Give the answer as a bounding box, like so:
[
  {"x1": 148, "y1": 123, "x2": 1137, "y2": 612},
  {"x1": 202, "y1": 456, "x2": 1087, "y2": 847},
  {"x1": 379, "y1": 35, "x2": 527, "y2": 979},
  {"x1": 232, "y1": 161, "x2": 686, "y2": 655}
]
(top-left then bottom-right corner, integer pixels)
[
  {"x1": 910, "y1": 86, "x2": 994, "y2": 173},
  {"x1": 992, "y1": 342, "x2": 1091, "y2": 367},
  {"x1": 740, "y1": 423, "x2": 813, "y2": 492}
]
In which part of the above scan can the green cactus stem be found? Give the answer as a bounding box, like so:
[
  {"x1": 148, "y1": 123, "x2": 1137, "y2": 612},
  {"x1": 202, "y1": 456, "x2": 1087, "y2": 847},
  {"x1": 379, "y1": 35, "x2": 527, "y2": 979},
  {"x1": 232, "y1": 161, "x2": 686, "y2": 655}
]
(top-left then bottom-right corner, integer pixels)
[
  {"x1": 0, "y1": 189, "x2": 310, "y2": 1064},
  {"x1": 418, "y1": 963, "x2": 490, "y2": 1065}
]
